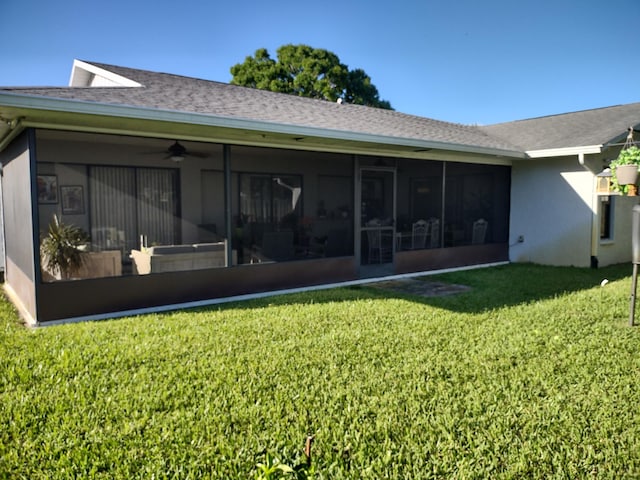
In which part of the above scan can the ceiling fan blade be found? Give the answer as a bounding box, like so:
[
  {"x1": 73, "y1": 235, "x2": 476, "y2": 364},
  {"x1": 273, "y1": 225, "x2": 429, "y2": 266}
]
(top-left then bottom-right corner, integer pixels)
[
  {"x1": 186, "y1": 151, "x2": 209, "y2": 158},
  {"x1": 136, "y1": 140, "x2": 210, "y2": 159}
]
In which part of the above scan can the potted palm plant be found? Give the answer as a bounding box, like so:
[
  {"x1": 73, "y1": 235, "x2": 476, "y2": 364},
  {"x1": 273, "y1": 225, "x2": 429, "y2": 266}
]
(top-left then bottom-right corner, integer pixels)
[{"x1": 40, "y1": 214, "x2": 90, "y2": 280}]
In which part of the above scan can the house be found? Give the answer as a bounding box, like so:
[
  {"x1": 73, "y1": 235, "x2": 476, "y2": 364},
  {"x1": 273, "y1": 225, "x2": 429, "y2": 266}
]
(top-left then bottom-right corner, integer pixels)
[
  {"x1": 0, "y1": 59, "x2": 637, "y2": 325},
  {"x1": 482, "y1": 105, "x2": 640, "y2": 268}
]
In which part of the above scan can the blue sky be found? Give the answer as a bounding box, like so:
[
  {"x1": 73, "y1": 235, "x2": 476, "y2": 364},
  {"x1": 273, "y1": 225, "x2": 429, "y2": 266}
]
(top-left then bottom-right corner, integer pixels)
[{"x1": 1, "y1": 0, "x2": 638, "y2": 125}]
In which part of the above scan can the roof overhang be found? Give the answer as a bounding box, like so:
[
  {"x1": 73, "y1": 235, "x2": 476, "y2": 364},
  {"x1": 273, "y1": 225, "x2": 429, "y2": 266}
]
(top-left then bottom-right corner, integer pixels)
[
  {"x1": 524, "y1": 123, "x2": 640, "y2": 159},
  {"x1": 525, "y1": 145, "x2": 604, "y2": 158},
  {"x1": 0, "y1": 91, "x2": 524, "y2": 165}
]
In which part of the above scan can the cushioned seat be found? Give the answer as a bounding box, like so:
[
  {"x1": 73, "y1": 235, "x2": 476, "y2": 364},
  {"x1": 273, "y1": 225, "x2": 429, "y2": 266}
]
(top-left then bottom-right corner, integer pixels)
[
  {"x1": 148, "y1": 245, "x2": 195, "y2": 255},
  {"x1": 131, "y1": 241, "x2": 235, "y2": 274}
]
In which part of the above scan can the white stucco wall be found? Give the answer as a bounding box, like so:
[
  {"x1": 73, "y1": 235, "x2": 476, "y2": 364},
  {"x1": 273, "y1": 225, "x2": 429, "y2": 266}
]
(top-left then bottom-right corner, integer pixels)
[
  {"x1": 509, "y1": 157, "x2": 595, "y2": 267},
  {"x1": 510, "y1": 152, "x2": 637, "y2": 268},
  {"x1": 596, "y1": 194, "x2": 637, "y2": 267}
]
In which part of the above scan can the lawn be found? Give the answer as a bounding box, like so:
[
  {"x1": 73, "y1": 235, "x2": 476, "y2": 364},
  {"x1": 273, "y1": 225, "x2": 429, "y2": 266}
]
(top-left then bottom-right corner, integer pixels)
[{"x1": 1, "y1": 263, "x2": 640, "y2": 479}]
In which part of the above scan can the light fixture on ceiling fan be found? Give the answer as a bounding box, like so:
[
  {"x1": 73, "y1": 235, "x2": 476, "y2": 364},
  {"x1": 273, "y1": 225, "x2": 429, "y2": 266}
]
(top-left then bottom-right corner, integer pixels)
[
  {"x1": 167, "y1": 141, "x2": 187, "y2": 162},
  {"x1": 161, "y1": 140, "x2": 210, "y2": 162}
]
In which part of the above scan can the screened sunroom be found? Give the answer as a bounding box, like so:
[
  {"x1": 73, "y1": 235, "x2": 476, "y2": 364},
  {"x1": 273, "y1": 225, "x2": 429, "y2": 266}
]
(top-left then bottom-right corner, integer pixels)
[{"x1": 0, "y1": 128, "x2": 511, "y2": 323}]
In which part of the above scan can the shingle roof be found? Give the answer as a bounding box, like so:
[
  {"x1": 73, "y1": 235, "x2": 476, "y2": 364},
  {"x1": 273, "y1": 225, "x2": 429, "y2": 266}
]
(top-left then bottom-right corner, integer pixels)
[
  {"x1": 2, "y1": 61, "x2": 640, "y2": 156},
  {"x1": 479, "y1": 103, "x2": 640, "y2": 151},
  {"x1": 0, "y1": 61, "x2": 521, "y2": 153}
]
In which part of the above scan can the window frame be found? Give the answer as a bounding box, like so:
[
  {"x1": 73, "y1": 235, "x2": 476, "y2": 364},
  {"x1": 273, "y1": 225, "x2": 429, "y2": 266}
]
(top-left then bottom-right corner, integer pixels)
[{"x1": 599, "y1": 195, "x2": 614, "y2": 242}]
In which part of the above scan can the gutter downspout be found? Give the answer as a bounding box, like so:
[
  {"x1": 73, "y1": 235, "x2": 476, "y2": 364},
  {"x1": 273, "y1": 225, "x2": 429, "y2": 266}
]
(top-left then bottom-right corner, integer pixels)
[{"x1": 578, "y1": 152, "x2": 600, "y2": 267}]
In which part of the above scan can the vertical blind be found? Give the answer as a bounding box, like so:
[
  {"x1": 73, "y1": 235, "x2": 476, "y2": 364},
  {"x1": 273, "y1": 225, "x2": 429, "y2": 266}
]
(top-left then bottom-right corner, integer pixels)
[
  {"x1": 90, "y1": 166, "x2": 178, "y2": 252},
  {"x1": 137, "y1": 168, "x2": 178, "y2": 246}
]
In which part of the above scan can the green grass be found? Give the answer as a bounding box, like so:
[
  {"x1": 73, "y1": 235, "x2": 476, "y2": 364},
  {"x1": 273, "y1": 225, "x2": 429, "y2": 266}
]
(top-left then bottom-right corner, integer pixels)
[{"x1": 1, "y1": 263, "x2": 640, "y2": 478}]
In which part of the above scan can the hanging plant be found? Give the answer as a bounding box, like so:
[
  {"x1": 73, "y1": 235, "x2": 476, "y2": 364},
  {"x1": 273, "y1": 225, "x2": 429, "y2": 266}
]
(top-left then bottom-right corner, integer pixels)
[{"x1": 610, "y1": 128, "x2": 640, "y2": 195}]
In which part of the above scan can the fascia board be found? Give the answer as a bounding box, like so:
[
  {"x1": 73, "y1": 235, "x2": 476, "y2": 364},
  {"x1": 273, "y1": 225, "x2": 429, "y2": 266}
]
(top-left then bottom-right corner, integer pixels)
[
  {"x1": 0, "y1": 91, "x2": 525, "y2": 159},
  {"x1": 526, "y1": 145, "x2": 603, "y2": 158}
]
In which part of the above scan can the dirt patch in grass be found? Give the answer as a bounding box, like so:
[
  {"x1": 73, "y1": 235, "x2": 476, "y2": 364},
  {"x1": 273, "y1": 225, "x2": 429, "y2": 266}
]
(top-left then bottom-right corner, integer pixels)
[{"x1": 369, "y1": 278, "x2": 471, "y2": 298}]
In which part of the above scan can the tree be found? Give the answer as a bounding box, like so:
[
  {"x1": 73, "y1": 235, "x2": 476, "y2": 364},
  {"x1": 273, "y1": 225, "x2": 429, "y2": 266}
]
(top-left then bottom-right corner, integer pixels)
[{"x1": 230, "y1": 44, "x2": 392, "y2": 109}]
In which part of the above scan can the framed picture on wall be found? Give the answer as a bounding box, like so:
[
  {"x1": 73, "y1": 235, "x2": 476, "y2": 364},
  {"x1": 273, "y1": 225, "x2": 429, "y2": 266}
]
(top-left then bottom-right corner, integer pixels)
[
  {"x1": 61, "y1": 185, "x2": 85, "y2": 214},
  {"x1": 37, "y1": 175, "x2": 58, "y2": 204}
]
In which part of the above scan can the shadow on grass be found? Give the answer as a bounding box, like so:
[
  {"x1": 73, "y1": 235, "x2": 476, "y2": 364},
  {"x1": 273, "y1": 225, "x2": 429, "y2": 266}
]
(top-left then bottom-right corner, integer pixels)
[
  {"x1": 396, "y1": 262, "x2": 632, "y2": 313},
  {"x1": 194, "y1": 263, "x2": 633, "y2": 315}
]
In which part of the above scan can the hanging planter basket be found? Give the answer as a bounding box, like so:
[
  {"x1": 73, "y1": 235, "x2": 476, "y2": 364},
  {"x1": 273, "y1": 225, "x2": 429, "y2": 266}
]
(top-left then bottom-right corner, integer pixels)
[
  {"x1": 616, "y1": 164, "x2": 639, "y2": 185},
  {"x1": 610, "y1": 127, "x2": 640, "y2": 195}
]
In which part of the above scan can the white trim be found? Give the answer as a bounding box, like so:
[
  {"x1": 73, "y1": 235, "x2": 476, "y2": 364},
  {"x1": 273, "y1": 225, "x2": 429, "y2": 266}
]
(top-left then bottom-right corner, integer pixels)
[
  {"x1": 526, "y1": 145, "x2": 603, "y2": 158},
  {"x1": 69, "y1": 59, "x2": 142, "y2": 87},
  {"x1": 598, "y1": 194, "x2": 615, "y2": 242},
  {"x1": 34, "y1": 261, "x2": 509, "y2": 327}
]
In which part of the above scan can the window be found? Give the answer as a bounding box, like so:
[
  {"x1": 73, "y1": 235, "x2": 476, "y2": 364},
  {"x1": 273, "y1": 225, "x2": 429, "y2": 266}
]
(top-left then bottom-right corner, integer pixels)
[
  {"x1": 237, "y1": 173, "x2": 302, "y2": 263},
  {"x1": 443, "y1": 163, "x2": 510, "y2": 246},
  {"x1": 90, "y1": 166, "x2": 179, "y2": 253},
  {"x1": 38, "y1": 162, "x2": 182, "y2": 281},
  {"x1": 239, "y1": 174, "x2": 302, "y2": 224},
  {"x1": 600, "y1": 196, "x2": 614, "y2": 240}
]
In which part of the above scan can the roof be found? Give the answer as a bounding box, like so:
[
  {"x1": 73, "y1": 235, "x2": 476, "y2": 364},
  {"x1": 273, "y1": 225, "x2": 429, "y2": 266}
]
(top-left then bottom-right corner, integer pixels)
[
  {"x1": 1, "y1": 60, "x2": 639, "y2": 159},
  {"x1": 0, "y1": 61, "x2": 522, "y2": 156},
  {"x1": 479, "y1": 103, "x2": 640, "y2": 152}
]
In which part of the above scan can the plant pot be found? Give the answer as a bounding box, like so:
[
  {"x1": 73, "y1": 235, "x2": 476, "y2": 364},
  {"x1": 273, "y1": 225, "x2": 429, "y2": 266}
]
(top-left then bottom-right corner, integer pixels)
[{"x1": 616, "y1": 164, "x2": 639, "y2": 185}]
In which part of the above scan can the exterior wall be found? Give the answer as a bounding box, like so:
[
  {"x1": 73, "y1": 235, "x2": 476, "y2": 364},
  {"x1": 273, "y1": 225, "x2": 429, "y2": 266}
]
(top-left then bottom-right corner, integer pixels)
[
  {"x1": 591, "y1": 143, "x2": 636, "y2": 267},
  {"x1": 596, "y1": 195, "x2": 637, "y2": 267},
  {"x1": 510, "y1": 157, "x2": 594, "y2": 267},
  {"x1": 1, "y1": 131, "x2": 38, "y2": 320}
]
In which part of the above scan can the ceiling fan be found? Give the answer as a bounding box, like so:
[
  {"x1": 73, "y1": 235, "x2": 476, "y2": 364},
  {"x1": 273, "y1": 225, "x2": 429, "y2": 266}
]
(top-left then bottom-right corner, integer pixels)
[
  {"x1": 164, "y1": 141, "x2": 209, "y2": 162},
  {"x1": 142, "y1": 140, "x2": 209, "y2": 162}
]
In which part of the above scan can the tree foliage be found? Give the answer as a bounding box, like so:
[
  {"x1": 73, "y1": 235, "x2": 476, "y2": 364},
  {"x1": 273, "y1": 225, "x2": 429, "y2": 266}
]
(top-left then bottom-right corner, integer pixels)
[{"x1": 230, "y1": 44, "x2": 392, "y2": 109}]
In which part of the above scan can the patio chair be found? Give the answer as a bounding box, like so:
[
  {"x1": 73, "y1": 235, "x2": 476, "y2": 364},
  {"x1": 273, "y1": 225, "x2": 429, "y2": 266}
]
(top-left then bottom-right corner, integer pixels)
[
  {"x1": 367, "y1": 228, "x2": 392, "y2": 263},
  {"x1": 411, "y1": 219, "x2": 428, "y2": 249},
  {"x1": 472, "y1": 218, "x2": 488, "y2": 245},
  {"x1": 428, "y1": 218, "x2": 440, "y2": 248}
]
